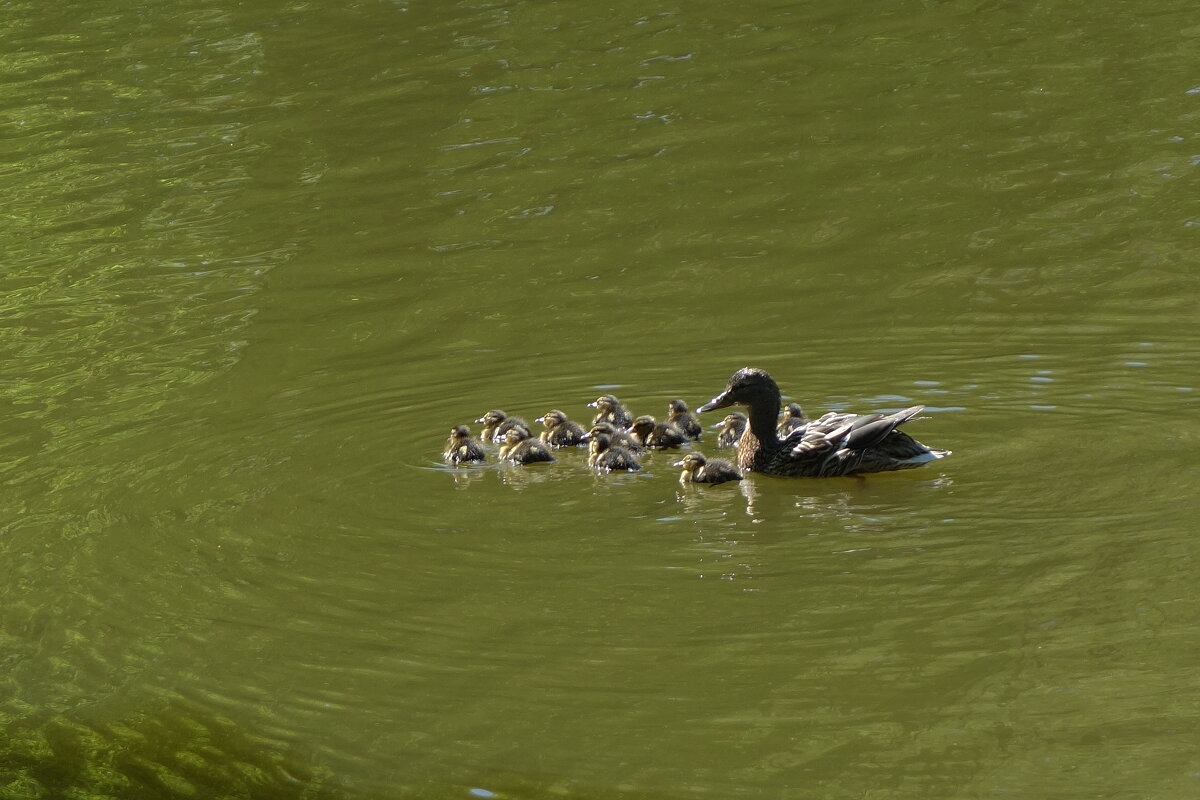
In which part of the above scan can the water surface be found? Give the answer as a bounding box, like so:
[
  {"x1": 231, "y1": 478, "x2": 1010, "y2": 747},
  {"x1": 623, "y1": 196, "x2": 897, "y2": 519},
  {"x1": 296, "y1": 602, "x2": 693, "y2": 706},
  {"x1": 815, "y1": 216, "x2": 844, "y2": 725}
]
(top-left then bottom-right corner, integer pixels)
[{"x1": 3, "y1": 1, "x2": 1199, "y2": 798}]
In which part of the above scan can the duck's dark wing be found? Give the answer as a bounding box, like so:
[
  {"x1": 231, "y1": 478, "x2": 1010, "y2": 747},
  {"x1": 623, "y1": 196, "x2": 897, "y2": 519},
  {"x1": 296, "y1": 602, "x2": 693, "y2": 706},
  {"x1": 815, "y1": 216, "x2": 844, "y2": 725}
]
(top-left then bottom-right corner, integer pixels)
[{"x1": 788, "y1": 406, "x2": 926, "y2": 457}]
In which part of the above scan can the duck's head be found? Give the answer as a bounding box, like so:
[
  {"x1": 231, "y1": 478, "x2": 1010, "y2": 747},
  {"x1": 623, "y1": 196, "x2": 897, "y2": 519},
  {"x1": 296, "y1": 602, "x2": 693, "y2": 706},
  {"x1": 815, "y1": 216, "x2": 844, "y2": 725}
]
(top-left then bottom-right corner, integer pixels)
[
  {"x1": 697, "y1": 368, "x2": 779, "y2": 412},
  {"x1": 536, "y1": 409, "x2": 567, "y2": 427},
  {"x1": 673, "y1": 452, "x2": 707, "y2": 470},
  {"x1": 475, "y1": 409, "x2": 507, "y2": 425},
  {"x1": 667, "y1": 399, "x2": 689, "y2": 416},
  {"x1": 450, "y1": 424, "x2": 472, "y2": 439},
  {"x1": 783, "y1": 402, "x2": 805, "y2": 419},
  {"x1": 588, "y1": 394, "x2": 621, "y2": 411}
]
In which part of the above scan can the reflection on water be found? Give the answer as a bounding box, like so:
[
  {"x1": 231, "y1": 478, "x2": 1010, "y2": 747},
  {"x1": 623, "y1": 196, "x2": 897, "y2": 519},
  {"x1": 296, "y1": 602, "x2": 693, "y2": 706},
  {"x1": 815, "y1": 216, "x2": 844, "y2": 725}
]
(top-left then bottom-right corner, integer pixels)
[{"x1": 4, "y1": 0, "x2": 1200, "y2": 798}]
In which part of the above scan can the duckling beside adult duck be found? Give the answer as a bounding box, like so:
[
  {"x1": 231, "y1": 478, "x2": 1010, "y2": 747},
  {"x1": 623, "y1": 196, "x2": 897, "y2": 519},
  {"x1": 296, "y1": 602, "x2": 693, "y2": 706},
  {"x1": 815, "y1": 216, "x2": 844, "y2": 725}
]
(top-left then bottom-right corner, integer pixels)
[
  {"x1": 535, "y1": 409, "x2": 586, "y2": 448},
  {"x1": 498, "y1": 428, "x2": 556, "y2": 465},
  {"x1": 630, "y1": 415, "x2": 689, "y2": 449},
  {"x1": 713, "y1": 411, "x2": 747, "y2": 448},
  {"x1": 666, "y1": 399, "x2": 703, "y2": 440},
  {"x1": 580, "y1": 422, "x2": 645, "y2": 454},
  {"x1": 587, "y1": 394, "x2": 633, "y2": 430},
  {"x1": 587, "y1": 433, "x2": 642, "y2": 472},
  {"x1": 443, "y1": 424, "x2": 486, "y2": 465},
  {"x1": 673, "y1": 452, "x2": 743, "y2": 485},
  {"x1": 697, "y1": 367, "x2": 950, "y2": 477},
  {"x1": 475, "y1": 409, "x2": 530, "y2": 443},
  {"x1": 777, "y1": 402, "x2": 807, "y2": 438}
]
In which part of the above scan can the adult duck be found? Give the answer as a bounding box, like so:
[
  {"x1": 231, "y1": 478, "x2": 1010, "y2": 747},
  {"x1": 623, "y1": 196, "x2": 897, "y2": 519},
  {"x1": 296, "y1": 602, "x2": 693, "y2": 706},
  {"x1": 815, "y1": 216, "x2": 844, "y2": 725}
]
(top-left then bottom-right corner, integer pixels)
[{"x1": 696, "y1": 367, "x2": 950, "y2": 477}]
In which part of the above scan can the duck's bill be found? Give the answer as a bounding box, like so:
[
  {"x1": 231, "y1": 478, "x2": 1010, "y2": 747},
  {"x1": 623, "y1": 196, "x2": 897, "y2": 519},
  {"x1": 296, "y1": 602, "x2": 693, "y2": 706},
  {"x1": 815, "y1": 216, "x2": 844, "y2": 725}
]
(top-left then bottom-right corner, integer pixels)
[
  {"x1": 672, "y1": 460, "x2": 685, "y2": 468},
  {"x1": 696, "y1": 391, "x2": 732, "y2": 413}
]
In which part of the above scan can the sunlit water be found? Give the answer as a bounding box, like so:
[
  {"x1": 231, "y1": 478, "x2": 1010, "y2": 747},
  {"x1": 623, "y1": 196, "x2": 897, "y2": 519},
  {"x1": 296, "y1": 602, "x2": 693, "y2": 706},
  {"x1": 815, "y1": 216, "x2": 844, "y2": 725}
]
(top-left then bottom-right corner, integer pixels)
[{"x1": 3, "y1": 0, "x2": 1199, "y2": 798}]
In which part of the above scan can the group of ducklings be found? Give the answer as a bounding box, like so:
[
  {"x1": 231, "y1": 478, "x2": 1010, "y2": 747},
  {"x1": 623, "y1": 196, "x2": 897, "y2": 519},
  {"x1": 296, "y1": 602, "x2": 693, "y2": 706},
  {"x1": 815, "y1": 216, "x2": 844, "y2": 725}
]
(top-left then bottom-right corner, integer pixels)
[{"x1": 443, "y1": 393, "x2": 780, "y2": 486}]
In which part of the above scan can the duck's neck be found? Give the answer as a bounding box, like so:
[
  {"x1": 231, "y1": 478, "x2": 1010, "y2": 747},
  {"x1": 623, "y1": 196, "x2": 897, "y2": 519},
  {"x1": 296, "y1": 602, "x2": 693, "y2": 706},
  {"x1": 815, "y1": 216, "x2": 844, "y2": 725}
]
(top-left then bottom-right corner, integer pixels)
[{"x1": 744, "y1": 396, "x2": 781, "y2": 448}]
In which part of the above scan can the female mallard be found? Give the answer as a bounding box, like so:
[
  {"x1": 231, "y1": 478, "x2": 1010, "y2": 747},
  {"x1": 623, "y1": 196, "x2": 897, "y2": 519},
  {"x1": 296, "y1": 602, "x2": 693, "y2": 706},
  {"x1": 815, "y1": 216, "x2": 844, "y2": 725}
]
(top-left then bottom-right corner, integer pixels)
[
  {"x1": 535, "y1": 409, "x2": 586, "y2": 448},
  {"x1": 444, "y1": 424, "x2": 485, "y2": 465},
  {"x1": 630, "y1": 415, "x2": 688, "y2": 449},
  {"x1": 587, "y1": 433, "x2": 642, "y2": 472},
  {"x1": 587, "y1": 394, "x2": 633, "y2": 430},
  {"x1": 475, "y1": 409, "x2": 530, "y2": 443},
  {"x1": 777, "y1": 402, "x2": 807, "y2": 438},
  {"x1": 713, "y1": 411, "x2": 747, "y2": 448},
  {"x1": 581, "y1": 422, "x2": 645, "y2": 454},
  {"x1": 673, "y1": 452, "x2": 743, "y2": 485},
  {"x1": 666, "y1": 399, "x2": 703, "y2": 440},
  {"x1": 697, "y1": 367, "x2": 950, "y2": 477},
  {"x1": 498, "y1": 427, "x2": 556, "y2": 465}
]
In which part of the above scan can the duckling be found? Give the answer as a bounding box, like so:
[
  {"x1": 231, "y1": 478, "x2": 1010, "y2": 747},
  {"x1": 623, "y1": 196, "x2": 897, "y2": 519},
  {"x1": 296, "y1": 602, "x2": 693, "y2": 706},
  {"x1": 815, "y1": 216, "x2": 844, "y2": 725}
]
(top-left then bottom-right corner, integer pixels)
[
  {"x1": 587, "y1": 433, "x2": 642, "y2": 472},
  {"x1": 630, "y1": 415, "x2": 688, "y2": 449},
  {"x1": 534, "y1": 409, "x2": 586, "y2": 448},
  {"x1": 673, "y1": 452, "x2": 743, "y2": 485},
  {"x1": 443, "y1": 424, "x2": 486, "y2": 465},
  {"x1": 580, "y1": 422, "x2": 645, "y2": 454},
  {"x1": 713, "y1": 411, "x2": 747, "y2": 448},
  {"x1": 498, "y1": 427, "x2": 556, "y2": 465},
  {"x1": 475, "y1": 409, "x2": 530, "y2": 443},
  {"x1": 587, "y1": 394, "x2": 633, "y2": 430},
  {"x1": 777, "y1": 402, "x2": 808, "y2": 438},
  {"x1": 666, "y1": 399, "x2": 703, "y2": 440}
]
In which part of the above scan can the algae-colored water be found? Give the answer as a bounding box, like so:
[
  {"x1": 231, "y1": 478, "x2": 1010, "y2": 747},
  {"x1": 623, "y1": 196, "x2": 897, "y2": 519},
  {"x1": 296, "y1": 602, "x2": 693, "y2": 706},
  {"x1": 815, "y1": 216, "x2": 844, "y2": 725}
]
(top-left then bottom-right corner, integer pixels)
[{"x1": 3, "y1": 1, "x2": 1198, "y2": 798}]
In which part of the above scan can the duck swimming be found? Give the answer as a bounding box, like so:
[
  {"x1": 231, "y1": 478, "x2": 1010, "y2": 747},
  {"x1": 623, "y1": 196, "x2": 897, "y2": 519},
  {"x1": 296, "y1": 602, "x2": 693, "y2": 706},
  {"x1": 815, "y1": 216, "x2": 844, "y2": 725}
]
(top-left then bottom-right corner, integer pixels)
[
  {"x1": 630, "y1": 415, "x2": 688, "y2": 449},
  {"x1": 587, "y1": 394, "x2": 633, "y2": 430},
  {"x1": 673, "y1": 452, "x2": 743, "y2": 485},
  {"x1": 713, "y1": 411, "x2": 747, "y2": 448},
  {"x1": 581, "y1": 422, "x2": 645, "y2": 454},
  {"x1": 475, "y1": 409, "x2": 530, "y2": 443},
  {"x1": 535, "y1": 409, "x2": 586, "y2": 448},
  {"x1": 587, "y1": 433, "x2": 642, "y2": 472},
  {"x1": 444, "y1": 424, "x2": 486, "y2": 465},
  {"x1": 777, "y1": 402, "x2": 807, "y2": 438},
  {"x1": 697, "y1": 367, "x2": 950, "y2": 477},
  {"x1": 498, "y1": 427, "x2": 556, "y2": 465},
  {"x1": 666, "y1": 399, "x2": 702, "y2": 440}
]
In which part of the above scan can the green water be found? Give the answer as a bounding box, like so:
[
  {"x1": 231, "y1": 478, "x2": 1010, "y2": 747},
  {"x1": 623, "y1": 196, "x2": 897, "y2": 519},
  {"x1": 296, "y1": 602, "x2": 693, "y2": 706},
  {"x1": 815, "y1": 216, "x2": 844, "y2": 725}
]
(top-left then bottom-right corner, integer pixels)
[{"x1": 3, "y1": 1, "x2": 1199, "y2": 798}]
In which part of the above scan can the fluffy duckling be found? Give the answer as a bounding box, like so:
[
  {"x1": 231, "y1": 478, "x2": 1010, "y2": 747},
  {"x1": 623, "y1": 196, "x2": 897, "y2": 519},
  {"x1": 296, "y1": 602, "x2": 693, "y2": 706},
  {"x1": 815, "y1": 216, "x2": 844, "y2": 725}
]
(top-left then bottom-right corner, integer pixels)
[
  {"x1": 535, "y1": 409, "x2": 586, "y2": 448},
  {"x1": 673, "y1": 452, "x2": 743, "y2": 485},
  {"x1": 587, "y1": 433, "x2": 642, "y2": 472},
  {"x1": 713, "y1": 411, "x2": 747, "y2": 448},
  {"x1": 630, "y1": 415, "x2": 688, "y2": 449},
  {"x1": 581, "y1": 422, "x2": 645, "y2": 454},
  {"x1": 475, "y1": 409, "x2": 530, "y2": 443},
  {"x1": 587, "y1": 394, "x2": 633, "y2": 430},
  {"x1": 666, "y1": 399, "x2": 702, "y2": 440},
  {"x1": 776, "y1": 402, "x2": 808, "y2": 438},
  {"x1": 498, "y1": 427, "x2": 555, "y2": 464},
  {"x1": 443, "y1": 424, "x2": 486, "y2": 465}
]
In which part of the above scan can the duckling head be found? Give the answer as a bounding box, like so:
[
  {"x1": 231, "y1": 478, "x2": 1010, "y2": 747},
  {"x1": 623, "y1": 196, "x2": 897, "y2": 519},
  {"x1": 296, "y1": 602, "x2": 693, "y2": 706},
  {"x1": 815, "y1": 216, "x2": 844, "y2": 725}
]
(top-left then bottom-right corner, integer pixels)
[
  {"x1": 475, "y1": 409, "x2": 507, "y2": 425},
  {"x1": 672, "y1": 452, "x2": 707, "y2": 470}
]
